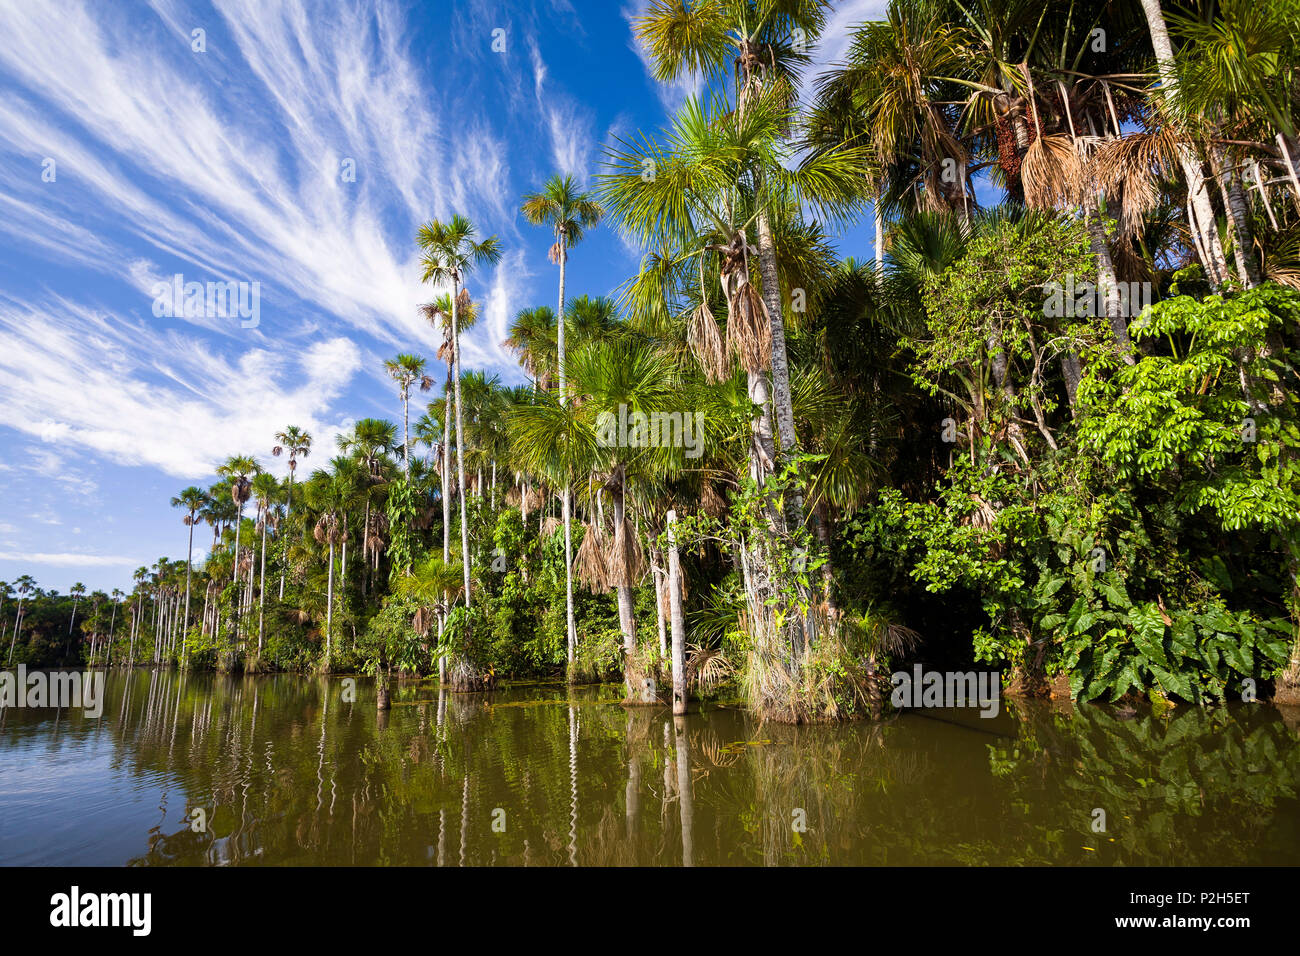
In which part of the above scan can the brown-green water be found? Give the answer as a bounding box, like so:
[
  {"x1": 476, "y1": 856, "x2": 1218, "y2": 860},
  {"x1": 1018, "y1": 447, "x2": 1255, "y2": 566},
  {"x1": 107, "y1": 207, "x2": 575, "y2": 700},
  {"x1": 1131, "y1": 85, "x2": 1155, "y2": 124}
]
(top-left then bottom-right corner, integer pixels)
[{"x1": 1, "y1": 670, "x2": 1298, "y2": 865}]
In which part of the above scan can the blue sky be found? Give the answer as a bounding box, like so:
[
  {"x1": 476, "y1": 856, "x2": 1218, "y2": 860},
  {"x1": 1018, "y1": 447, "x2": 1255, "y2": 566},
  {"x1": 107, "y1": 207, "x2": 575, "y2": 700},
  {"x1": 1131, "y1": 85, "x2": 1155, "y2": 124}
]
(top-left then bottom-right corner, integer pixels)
[{"x1": 0, "y1": 0, "x2": 883, "y2": 593}]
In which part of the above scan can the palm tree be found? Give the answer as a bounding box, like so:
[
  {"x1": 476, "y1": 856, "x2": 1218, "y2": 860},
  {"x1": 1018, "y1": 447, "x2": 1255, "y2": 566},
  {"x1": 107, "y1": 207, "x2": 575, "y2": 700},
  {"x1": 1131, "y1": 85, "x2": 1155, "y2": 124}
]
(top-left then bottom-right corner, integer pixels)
[
  {"x1": 170, "y1": 486, "x2": 206, "y2": 664},
  {"x1": 421, "y1": 292, "x2": 482, "y2": 597},
  {"x1": 338, "y1": 418, "x2": 397, "y2": 580},
  {"x1": 0, "y1": 581, "x2": 9, "y2": 662},
  {"x1": 107, "y1": 588, "x2": 122, "y2": 666},
  {"x1": 7, "y1": 574, "x2": 34, "y2": 665},
  {"x1": 504, "y1": 305, "x2": 559, "y2": 391},
  {"x1": 635, "y1": 0, "x2": 837, "y2": 466},
  {"x1": 506, "y1": 390, "x2": 600, "y2": 671},
  {"x1": 251, "y1": 472, "x2": 280, "y2": 659},
  {"x1": 216, "y1": 454, "x2": 260, "y2": 654},
  {"x1": 417, "y1": 214, "x2": 503, "y2": 609},
  {"x1": 567, "y1": 335, "x2": 684, "y2": 682},
  {"x1": 272, "y1": 425, "x2": 313, "y2": 598},
  {"x1": 67, "y1": 581, "x2": 86, "y2": 648},
  {"x1": 306, "y1": 464, "x2": 349, "y2": 668},
  {"x1": 521, "y1": 176, "x2": 604, "y2": 664},
  {"x1": 384, "y1": 354, "x2": 434, "y2": 480}
]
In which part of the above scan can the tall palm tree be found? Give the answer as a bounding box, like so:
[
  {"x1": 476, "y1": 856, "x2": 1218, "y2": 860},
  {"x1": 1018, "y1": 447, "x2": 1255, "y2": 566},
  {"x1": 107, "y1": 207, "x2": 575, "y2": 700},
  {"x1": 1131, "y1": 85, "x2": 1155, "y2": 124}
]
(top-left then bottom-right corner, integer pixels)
[
  {"x1": 636, "y1": 0, "x2": 835, "y2": 465},
  {"x1": 566, "y1": 335, "x2": 684, "y2": 681},
  {"x1": 217, "y1": 454, "x2": 260, "y2": 654},
  {"x1": 251, "y1": 472, "x2": 280, "y2": 659},
  {"x1": 7, "y1": 574, "x2": 34, "y2": 664},
  {"x1": 68, "y1": 581, "x2": 86, "y2": 644},
  {"x1": 504, "y1": 305, "x2": 558, "y2": 391},
  {"x1": 306, "y1": 464, "x2": 349, "y2": 668},
  {"x1": 417, "y1": 214, "x2": 503, "y2": 609},
  {"x1": 384, "y1": 353, "x2": 434, "y2": 480},
  {"x1": 337, "y1": 418, "x2": 397, "y2": 578},
  {"x1": 272, "y1": 425, "x2": 312, "y2": 598},
  {"x1": 521, "y1": 176, "x2": 604, "y2": 665},
  {"x1": 0, "y1": 581, "x2": 9, "y2": 662},
  {"x1": 107, "y1": 588, "x2": 122, "y2": 666},
  {"x1": 421, "y1": 292, "x2": 482, "y2": 596},
  {"x1": 170, "y1": 486, "x2": 207, "y2": 664}
]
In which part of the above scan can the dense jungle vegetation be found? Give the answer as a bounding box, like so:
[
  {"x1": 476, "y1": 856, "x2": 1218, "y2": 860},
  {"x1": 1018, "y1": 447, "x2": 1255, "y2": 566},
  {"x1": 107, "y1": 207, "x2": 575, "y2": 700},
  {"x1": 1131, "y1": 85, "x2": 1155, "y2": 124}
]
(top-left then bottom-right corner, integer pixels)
[{"x1": 5, "y1": 0, "x2": 1300, "y2": 721}]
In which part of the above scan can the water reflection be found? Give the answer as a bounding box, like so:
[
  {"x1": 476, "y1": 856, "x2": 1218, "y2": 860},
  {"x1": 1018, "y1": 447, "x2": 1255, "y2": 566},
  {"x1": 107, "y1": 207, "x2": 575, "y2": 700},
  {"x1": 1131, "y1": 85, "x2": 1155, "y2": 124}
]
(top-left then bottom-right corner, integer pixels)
[{"x1": 0, "y1": 671, "x2": 1296, "y2": 865}]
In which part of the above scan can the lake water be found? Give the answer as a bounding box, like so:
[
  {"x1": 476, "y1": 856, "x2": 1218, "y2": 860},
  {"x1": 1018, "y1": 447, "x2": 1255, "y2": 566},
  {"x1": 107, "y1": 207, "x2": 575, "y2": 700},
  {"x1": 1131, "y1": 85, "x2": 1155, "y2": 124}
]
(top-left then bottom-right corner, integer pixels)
[{"x1": 1, "y1": 670, "x2": 1297, "y2": 865}]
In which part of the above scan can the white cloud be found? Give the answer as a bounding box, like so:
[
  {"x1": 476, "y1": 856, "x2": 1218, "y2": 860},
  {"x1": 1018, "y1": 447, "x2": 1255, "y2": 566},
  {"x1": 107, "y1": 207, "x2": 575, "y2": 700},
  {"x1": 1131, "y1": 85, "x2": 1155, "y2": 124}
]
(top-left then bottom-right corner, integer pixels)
[
  {"x1": 0, "y1": 551, "x2": 143, "y2": 568},
  {"x1": 0, "y1": 295, "x2": 363, "y2": 479},
  {"x1": 621, "y1": 0, "x2": 703, "y2": 115},
  {"x1": 528, "y1": 35, "x2": 596, "y2": 179}
]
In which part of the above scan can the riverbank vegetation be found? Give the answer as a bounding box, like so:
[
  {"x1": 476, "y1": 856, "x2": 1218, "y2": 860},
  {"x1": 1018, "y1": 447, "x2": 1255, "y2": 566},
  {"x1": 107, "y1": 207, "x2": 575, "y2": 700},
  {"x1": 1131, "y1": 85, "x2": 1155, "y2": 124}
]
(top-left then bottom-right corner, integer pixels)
[{"x1": 6, "y1": 0, "x2": 1300, "y2": 719}]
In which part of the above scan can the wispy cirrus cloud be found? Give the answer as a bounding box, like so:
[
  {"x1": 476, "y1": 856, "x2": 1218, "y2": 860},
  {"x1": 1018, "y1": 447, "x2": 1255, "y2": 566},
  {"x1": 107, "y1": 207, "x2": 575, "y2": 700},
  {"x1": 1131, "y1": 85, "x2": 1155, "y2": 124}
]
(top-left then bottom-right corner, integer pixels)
[
  {"x1": 0, "y1": 294, "x2": 362, "y2": 478},
  {"x1": 0, "y1": 551, "x2": 143, "y2": 568}
]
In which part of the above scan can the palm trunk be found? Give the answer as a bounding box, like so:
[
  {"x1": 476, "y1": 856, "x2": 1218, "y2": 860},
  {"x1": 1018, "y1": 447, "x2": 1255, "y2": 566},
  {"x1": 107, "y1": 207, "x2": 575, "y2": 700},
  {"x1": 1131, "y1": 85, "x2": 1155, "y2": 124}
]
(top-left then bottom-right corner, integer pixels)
[
  {"x1": 402, "y1": 392, "x2": 411, "y2": 481},
  {"x1": 612, "y1": 480, "x2": 636, "y2": 683},
  {"x1": 183, "y1": 519, "x2": 194, "y2": 664},
  {"x1": 755, "y1": 209, "x2": 798, "y2": 460},
  {"x1": 1139, "y1": 0, "x2": 1230, "y2": 288},
  {"x1": 557, "y1": 233, "x2": 577, "y2": 667},
  {"x1": 1086, "y1": 211, "x2": 1135, "y2": 363},
  {"x1": 563, "y1": 487, "x2": 576, "y2": 668},
  {"x1": 452, "y1": 281, "x2": 473, "y2": 608},
  {"x1": 325, "y1": 541, "x2": 335, "y2": 665},
  {"x1": 257, "y1": 510, "x2": 268, "y2": 658},
  {"x1": 874, "y1": 194, "x2": 884, "y2": 272},
  {"x1": 652, "y1": 551, "x2": 668, "y2": 658},
  {"x1": 278, "y1": 471, "x2": 293, "y2": 600},
  {"x1": 667, "y1": 510, "x2": 687, "y2": 716},
  {"x1": 107, "y1": 601, "x2": 117, "y2": 667},
  {"x1": 1212, "y1": 144, "x2": 1262, "y2": 287},
  {"x1": 7, "y1": 597, "x2": 24, "y2": 665},
  {"x1": 232, "y1": 507, "x2": 243, "y2": 650}
]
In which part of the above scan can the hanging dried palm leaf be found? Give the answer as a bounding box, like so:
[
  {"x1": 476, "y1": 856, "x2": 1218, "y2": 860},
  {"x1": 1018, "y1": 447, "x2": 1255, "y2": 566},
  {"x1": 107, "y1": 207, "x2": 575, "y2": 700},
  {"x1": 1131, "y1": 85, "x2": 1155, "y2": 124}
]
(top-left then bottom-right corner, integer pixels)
[
  {"x1": 1020, "y1": 133, "x2": 1082, "y2": 209},
  {"x1": 574, "y1": 520, "x2": 610, "y2": 591},
  {"x1": 541, "y1": 516, "x2": 562, "y2": 539},
  {"x1": 1094, "y1": 128, "x2": 1180, "y2": 238},
  {"x1": 701, "y1": 481, "x2": 728, "y2": 518},
  {"x1": 724, "y1": 277, "x2": 772, "y2": 375},
  {"x1": 413, "y1": 606, "x2": 432, "y2": 638},
  {"x1": 608, "y1": 514, "x2": 646, "y2": 588},
  {"x1": 687, "y1": 299, "x2": 728, "y2": 382}
]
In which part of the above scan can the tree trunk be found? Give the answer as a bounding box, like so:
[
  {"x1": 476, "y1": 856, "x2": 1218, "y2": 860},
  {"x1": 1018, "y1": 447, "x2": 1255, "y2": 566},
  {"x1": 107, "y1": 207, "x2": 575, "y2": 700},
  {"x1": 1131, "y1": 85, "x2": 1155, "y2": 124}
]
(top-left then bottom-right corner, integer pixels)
[
  {"x1": 232, "y1": 507, "x2": 243, "y2": 650},
  {"x1": 874, "y1": 194, "x2": 884, "y2": 272},
  {"x1": 257, "y1": 510, "x2": 268, "y2": 659},
  {"x1": 557, "y1": 234, "x2": 577, "y2": 668},
  {"x1": 612, "y1": 481, "x2": 636, "y2": 662},
  {"x1": 1212, "y1": 144, "x2": 1262, "y2": 287},
  {"x1": 1086, "y1": 212, "x2": 1136, "y2": 363},
  {"x1": 1139, "y1": 0, "x2": 1230, "y2": 289},
  {"x1": 652, "y1": 552, "x2": 668, "y2": 658},
  {"x1": 402, "y1": 393, "x2": 411, "y2": 480},
  {"x1": 452, "y1": 281, "x2": 473, "y2": 608},
  {"x1": 279, "y1": 473, "x2": 293, "y2": 600},
  {"x1": 667, "y1": 510, "x2": 687, "y2": 716},
  {"x1": 325, "y1": 541, "x2": 335, "y2": 665},
  {"x1": 183, "y1": 519, "x2": 194, "y2": 665}
]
